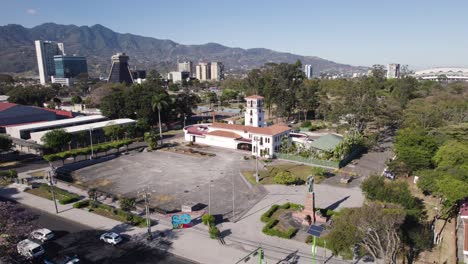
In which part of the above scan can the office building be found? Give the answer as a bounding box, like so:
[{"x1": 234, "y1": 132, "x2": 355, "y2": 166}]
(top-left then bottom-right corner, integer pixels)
[
  {"x1": 35, "y1": 40, "x2": 65, "y2": 85},
  {"x1": 177, "y1": 61, "x2": 193, "y2": 75},
  {"x1": 387, "y1": 63, "x2": 401, "y2": 79},
  {"x1": 167, "y1": 71, "x2": 190, "y2": 83},
  {"x1": 304, "y1": 64, "x2": 313, "y2": 79},
  {"x1": 210, "y1": 62, "x2": 224, "y2": 81},
  {"x1": 53, "y1": 55, "x2": 87, "y2": 78},
  {"x1": 413, "y1": 68, "x2": 468, "y2": 82},
  {"x1": 196, "y1": 62, "x2": 211, "y2": 81},
  {"x1": 107, "y1": 53, "x2": 134, "y2": 85}
]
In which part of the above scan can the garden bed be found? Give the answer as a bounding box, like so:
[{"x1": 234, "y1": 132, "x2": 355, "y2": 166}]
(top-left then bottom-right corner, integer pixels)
[
  {"x1": 260, "y1": 203, "x2": 302, "y2": 239},
  {"x1": 26, "y1": 183, "x2": 80, "y2": 204},
  {"x1": 73, "y1": 200, "x2": 147, "y2": 227},
  {"x1": 165, "y1": 147, "x2": 216, "y2": 157}
]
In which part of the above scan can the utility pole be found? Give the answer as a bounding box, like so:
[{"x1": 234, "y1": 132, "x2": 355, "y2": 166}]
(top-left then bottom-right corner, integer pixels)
[
  {"x1": 48, "y1": 165, "x2": 58, "y2": 214},
  {"x1": 254, "y1": 137, "x2": 259, "y2": 183},
  {"x1": 231, "y1": 172, "x2": 235, "y2": 223},
  {"x1": 140, "y1": 188, "x2": 152, "y2": 241},
  {"x1": 89, "y1": 127, "x2": 94, "y2": 160},
  {"x1": 208, "y1": 176, "x2": 212, "y2": 215}
]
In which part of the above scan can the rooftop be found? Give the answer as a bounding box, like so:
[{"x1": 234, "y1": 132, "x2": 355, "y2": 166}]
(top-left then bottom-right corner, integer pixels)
[
  {"x1": 207, "y1": 130, "x2": 242, "y2": 139},
  {"x1": 211, "y1": 122, "x2": 290, "y2": 136},
  {"x1": 7, "y1": 115, "x2": 105, "y2": 131},
  {"x1": 245, "y1": 95, "x2": 264, "y2": 100},
  {"x1": 309, "y1": 134, "x2": 344, "y2": 151}
]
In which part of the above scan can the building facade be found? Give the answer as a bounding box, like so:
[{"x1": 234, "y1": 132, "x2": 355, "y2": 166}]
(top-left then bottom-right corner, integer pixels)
[
  {"x1": 107, "y1": 53, "x2": 134, "y2": 85},
  {"x1": 245, "y1": 95, "x2": 265, "y2": 127},
  {"x1": 210, "y1": 62, "x2": 224, "y2": 81},
  {"x1": 413, "y1": 68, "x2": 468, "y2": 82},
  {"x1": 177, "y1": 61, "x2": 193, "y2": 75},
  {"x1": 53, "y1": 55, "x2": 88, "y2": 78},
  {"x1": 167, "y1": 71, "x2": 190, "y2": 83},
  {"x1": 387, "y1": 63, "x2": 401, "y2": 79},
  {"x1": 304, "y1": 64, "x2": 313, "y2": 79},
  {"x1": 35, "y1": 40, "x2": 65, "y2": 85},
  {"x1": 196, "y1": 62, "x2": 211, "y2": 81},
  {"x1": 183, "y1": 95, "x2": 290, "y2": 156}
]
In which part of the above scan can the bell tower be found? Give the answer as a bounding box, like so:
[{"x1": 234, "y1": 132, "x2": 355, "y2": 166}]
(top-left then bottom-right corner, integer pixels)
[{"x1": 244, "y1": 95, "x2": 265, "y2": 127}]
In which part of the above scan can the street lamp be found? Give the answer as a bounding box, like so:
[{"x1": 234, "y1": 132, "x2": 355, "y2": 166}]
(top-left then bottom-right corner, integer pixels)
[
  {"x1": 254, "y1": 137, "x2": 260, "y2": 183},
  {"x1": 48, "y1": 165, "x2": 59, "y2": 214},
  {"x1": 138, "y1": 186, "x2": 153, "y2": 241},
  {"x1": 89, "y1": 127, "x2": 94, "y2": 160}
]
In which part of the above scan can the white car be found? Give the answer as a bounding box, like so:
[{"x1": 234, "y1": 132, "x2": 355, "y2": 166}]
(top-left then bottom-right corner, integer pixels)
[
  {"x1": 100, "y1": 232, "x2": 123, "y2": 245},
  {"x1": 31, "y1": 228, "x2": 55, "y2": 243},
  {"x1": 44, "y1": 255, "x2": 80, "y2": 264},
  {"x1": 17, "y1": 239, "x2": 44, "y2": 259}
]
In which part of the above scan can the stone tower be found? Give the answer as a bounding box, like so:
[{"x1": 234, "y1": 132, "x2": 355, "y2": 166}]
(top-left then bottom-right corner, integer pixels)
[{"x1": 244, "y1": 95, "x2": 265, "y2": 127}]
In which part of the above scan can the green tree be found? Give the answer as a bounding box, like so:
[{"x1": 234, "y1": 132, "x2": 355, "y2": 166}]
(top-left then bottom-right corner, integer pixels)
[
  {"x1": 394, "y1": 128, "x2": 438, "y2": 173},
  {"x1": 432, "y1": 140, "x2": 468, "y2": 169},
  {"x1": 152, "y1": 93, "x2": 170, "y2": 145},
  {"x1": 71, "y1": 95, "x2": 83, "y2": 104},
  {"x1": 103, "y1": 124, "x2": 125, "y2": 141},
  {"x1": 204, "y1": 92, "x2": 218, "y2": 108},
  {"x1": 41, "y1": 129, "x2": 72, "y2": 152},
  {"x1": 119, "y1": 198, "x2": 136, "y2": 212},
  {"x1": 7, "y1": 85, "x2": 56, "y2": 106},
  {"x1": 0, "y1": 135, "x2": 13, "y2": 152},
  {"x1": 144, "y1": 131, "x2": 158, "y2": 150}
]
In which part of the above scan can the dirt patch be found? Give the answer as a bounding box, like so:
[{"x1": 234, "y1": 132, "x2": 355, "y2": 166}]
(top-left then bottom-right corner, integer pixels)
[{"x1": 90, "y1": 178, "x2": 112, "y2": 188}]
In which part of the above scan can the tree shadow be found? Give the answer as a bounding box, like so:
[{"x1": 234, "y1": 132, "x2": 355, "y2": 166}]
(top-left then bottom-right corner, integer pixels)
[{"x1": 325, "y1": 196, "x2": 350, "y2": 211}]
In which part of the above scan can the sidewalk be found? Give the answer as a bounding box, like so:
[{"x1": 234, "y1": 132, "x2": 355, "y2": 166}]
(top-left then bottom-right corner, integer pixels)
[{"x1": 5, "y1": 170, "x2": 358, "y2": 264}]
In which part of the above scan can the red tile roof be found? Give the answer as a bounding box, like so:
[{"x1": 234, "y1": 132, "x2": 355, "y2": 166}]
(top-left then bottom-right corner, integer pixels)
[
  {"x1": 211, "y1": 122, "x2": 290, "y2": 136},
  {"x1": 207, "y1": 130, "x2": 242, "y2": 139},
  {"x1": 245, "y1": 95, "x2": 264, "y2": 99},
  {"x1": 40, "y1": 107, "x2": 74, "y2": 118},
  {"x1": 0, "y1": 102, "x2": 17, "y2": 112}
]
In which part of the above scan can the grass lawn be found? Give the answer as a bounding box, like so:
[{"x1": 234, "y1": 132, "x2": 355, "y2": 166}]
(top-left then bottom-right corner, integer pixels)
[
  {"x1": 162, "y1": 129, "x2": 183, "y2": 136},
  {"x1": 242, "y1": 162, "x2": 327, "y2": 185},
  {"x1": 79, "y1": 202, "x2": 147, "y2": 228},
  {"x1": 26, "y1": 184, "x2": 80, "y2": 204}
]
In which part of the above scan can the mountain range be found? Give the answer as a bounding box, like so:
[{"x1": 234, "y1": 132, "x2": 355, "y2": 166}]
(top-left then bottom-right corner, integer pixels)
[{"x1": 0, "y1": 23, "x2": 367, "y2": 77}]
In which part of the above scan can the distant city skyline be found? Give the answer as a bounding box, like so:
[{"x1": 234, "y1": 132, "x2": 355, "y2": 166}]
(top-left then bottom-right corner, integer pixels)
[{"x1": 2, "y1": 0, "x2": 468, "y2": 70}]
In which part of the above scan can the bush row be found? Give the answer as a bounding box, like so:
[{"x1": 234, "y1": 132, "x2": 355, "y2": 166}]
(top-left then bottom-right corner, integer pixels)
[
  {"x1": 0, "y1": 169, "x2": 17, "y2": 178},
  {"x1": 262, "y1": 219, "x2": 298, "y2": 239},
  {"x1": 43, "y1": 139, "x2": 134, "y2": 162},
  {"x1": 261, "y1": 205, "x2": 280, "y2": 222},
  {"x1": 37, "y1": 183, "x2": 80, "y2": 204},
  {"x1": 73, "y1": 199, "x2": 146, "y2": 227}
]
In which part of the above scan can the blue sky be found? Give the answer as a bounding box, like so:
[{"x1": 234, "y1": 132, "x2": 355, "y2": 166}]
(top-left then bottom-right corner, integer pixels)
[{"x1": 2, "y1": 0, "x2": 468, "y2": 69}]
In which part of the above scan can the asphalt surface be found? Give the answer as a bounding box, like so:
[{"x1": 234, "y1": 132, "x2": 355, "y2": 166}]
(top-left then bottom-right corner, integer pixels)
[{"x1": 2, "y1": 198, "x2": 193, "y2": 264}]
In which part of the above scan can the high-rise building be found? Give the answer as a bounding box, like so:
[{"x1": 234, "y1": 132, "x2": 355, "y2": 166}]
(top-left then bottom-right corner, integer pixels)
[
  {"x1": 244, "y1": 95, "x2": 265, "y2": 127},
  {"x1": 387, "y1": 63, "x2": 401, "y2": 79},
  {"x1": 53, "y1": 55, "x2": 88, "y2": 78},
  {"x1": 196, "y1": 62, "x2": 211, "y2": 81},
  {"x1": 177, "y1": 61, "x2": 193, "y2": 75},
  {"x1": 107, "y1": 53, "x2": 134, "y2": 85},
  {"x1": 304, "y1": 64, "x2": 313, "y2": 79},
  {"x1": 35, "y1": 40, "x2": 65, "y2": 85},
  {"x1": 210, "y1": 62, "x2": 224, "y2": 81}
]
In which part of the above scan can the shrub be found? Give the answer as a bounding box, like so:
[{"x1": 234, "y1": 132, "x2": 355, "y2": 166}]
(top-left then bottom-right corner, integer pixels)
[
  {"x1": 73, "y1": 199, "x2": 90, "y2": 208},
  {"x1": 261, "y1": 204, "x2": 279, "y2": 222},
  {"x1": 119, "y1": 198, "x2": 136, "y2": 212},
  {"x1": 58, "y1": 195, "x2": 80, "y2": 204},
  {"x1": 301, "y1": 121, "x2": 311, "y2": 128},
  {"x1": 209, "y1": 225, "x2": 221, "y2": 239},
  {"x1": 261, "y1": 219, "x2": 298, "y2": 239},
  {"x1": 116, "y1": 210, "x2": 133, "y2": 221},
  {"x1": 273, "y1": 171, "x2": 302, "y2": 185},
  {"x1": 132, "y1": 215, "x2": 146, "y2": 226},
  {"x1": 202, "y1": 214, "x2": 215, "y2": 226}
]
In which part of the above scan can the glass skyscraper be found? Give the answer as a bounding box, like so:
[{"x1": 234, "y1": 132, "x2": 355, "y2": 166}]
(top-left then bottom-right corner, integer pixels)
[{"x1": 53, "y1": 55, "x2": 88, "y2": 78}]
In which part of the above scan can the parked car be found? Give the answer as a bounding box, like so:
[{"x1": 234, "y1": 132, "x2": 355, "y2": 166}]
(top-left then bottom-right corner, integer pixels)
[
  {"x1": 31, "y1": 228, "x2": 54, "y2": 242},
  {"x1": 100, "y1": 232, "x2": 123, "y2": 245},
  {"x1": 17, "y1": 239, "x2": 45, "y2": 259},
  {"x1": 383, "y1": 170, "x2": 395, "y2": 180},
  {"x1": 44, "y1": 255, "x2": 80, "y2": 264}
]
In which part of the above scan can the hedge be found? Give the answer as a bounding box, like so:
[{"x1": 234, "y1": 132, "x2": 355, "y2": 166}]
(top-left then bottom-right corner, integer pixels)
[
  {"x1": 74, "y1": 199, "x2": 146, "y2": 227},
  {"x1": 262, "y1": 219, "x2": 298, "y2": 239},
  {"x1": 73, "y1": 199, "x2": 90, "y2": 208},
  {"x1": 43, "y1": 139, "x2": 135, "y2": 162},
  {"x1": 37, "y1": 184, "x2": 80, "y2": 204},
  {"x1": 261, "y1": 205, "x2": 280, "y2": 222}
]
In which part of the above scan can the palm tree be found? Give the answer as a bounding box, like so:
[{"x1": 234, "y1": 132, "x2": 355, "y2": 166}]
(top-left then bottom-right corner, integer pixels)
[{"x1": 151, "y1": 93, "x2": 170, "y2": 146}]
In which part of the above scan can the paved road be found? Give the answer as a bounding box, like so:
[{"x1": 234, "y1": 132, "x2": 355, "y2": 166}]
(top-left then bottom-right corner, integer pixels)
[{"x1": 1, "y1": 198, "x2": 193, "y2": 264}]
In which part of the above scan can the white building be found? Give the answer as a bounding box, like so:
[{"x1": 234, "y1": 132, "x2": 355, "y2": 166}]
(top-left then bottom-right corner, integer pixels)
[
  {"x1": 29, "y1": 118, "x2": 135, "y2": 145},
  {"x1": 304, "y1": 64, "x2": 313, "y2": 79},
  {"x1": 167, "y1": 71, "x2": 190, "y2": 83},
  {"x1": 196, "y1": 62, "x2": 211, "y2": 81},
  {"x1": 210, "y1": 62, "x2": 224, "y2": 81},
  {"x1": 35, "y1": 40, "x2": 65, "y2": 85},
  {"x1": 387, "y1": 63, "x2": 401, "y2": 79},
  {"x1": 183, "y1": 95, "x2": 290, "y2": 157},
  {"x1": 177, "y1": 61, "x2": 193, "y2": 75},
  {"x1": 245, "y1": 95, "x2": 265, "y2": 127},
  {"x1": 413, "y1": 68, "x2": 468, "y2": 82},
  {"x1": 51, "y1": 76, "x2": 72, "y2": 86}
]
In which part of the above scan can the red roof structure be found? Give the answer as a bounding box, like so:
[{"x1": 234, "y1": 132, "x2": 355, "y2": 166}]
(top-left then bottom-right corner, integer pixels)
[
  {"x1": 211, "y1": 122, "x2": 290, "y2": 136},
  {"x1": 39, "y1": 107, "x2": 75, "y2": 118},
  {"x1": 0, "y1": 102, "x2": 16, "y2": 111},
  {"x1": 245, "y1": 95, "x2": 264, "y2": 100}
]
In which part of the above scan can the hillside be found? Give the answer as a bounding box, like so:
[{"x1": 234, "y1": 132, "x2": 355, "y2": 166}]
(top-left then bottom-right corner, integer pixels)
[{"x1": 0, "y1": 23, "x2": 367, "y2": 77}]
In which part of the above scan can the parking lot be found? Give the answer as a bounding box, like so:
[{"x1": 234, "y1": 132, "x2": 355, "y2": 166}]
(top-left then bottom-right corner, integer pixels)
[{"x1": 73, "y1": 147, "x2": 266, "y2": 219}]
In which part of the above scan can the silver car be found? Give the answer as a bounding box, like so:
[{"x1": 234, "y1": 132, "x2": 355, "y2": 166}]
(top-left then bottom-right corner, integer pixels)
[
  {"x1": 100, "y1": 232, "x2": 123, "y2": 245},
  {"x1": 31, "y1": 228, "x2": 55, "y2": 243}
]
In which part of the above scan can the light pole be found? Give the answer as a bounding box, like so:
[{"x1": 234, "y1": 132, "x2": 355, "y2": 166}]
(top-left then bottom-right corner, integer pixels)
[
  {"x1": 48, "y1": 165, "x2": 59, "y2": 214},
  {"x1": 183, "y1": 113, "x2": 187, "y2": 128},
  {"x1": 89, "y1": 127, "x2": 94, "y2": 160},
  {"x1": 138, "y1": 187, "x2": 153, "y2": 241},
  {"x1": 231, "y1": 172, "x2": 235, "y2": 222},
  {"x1": 254, "y1": 137, "x2": 259, "y2": 183},
  {"x1": 208, "y1": 176, "x2": 212, "y2": 215}
]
